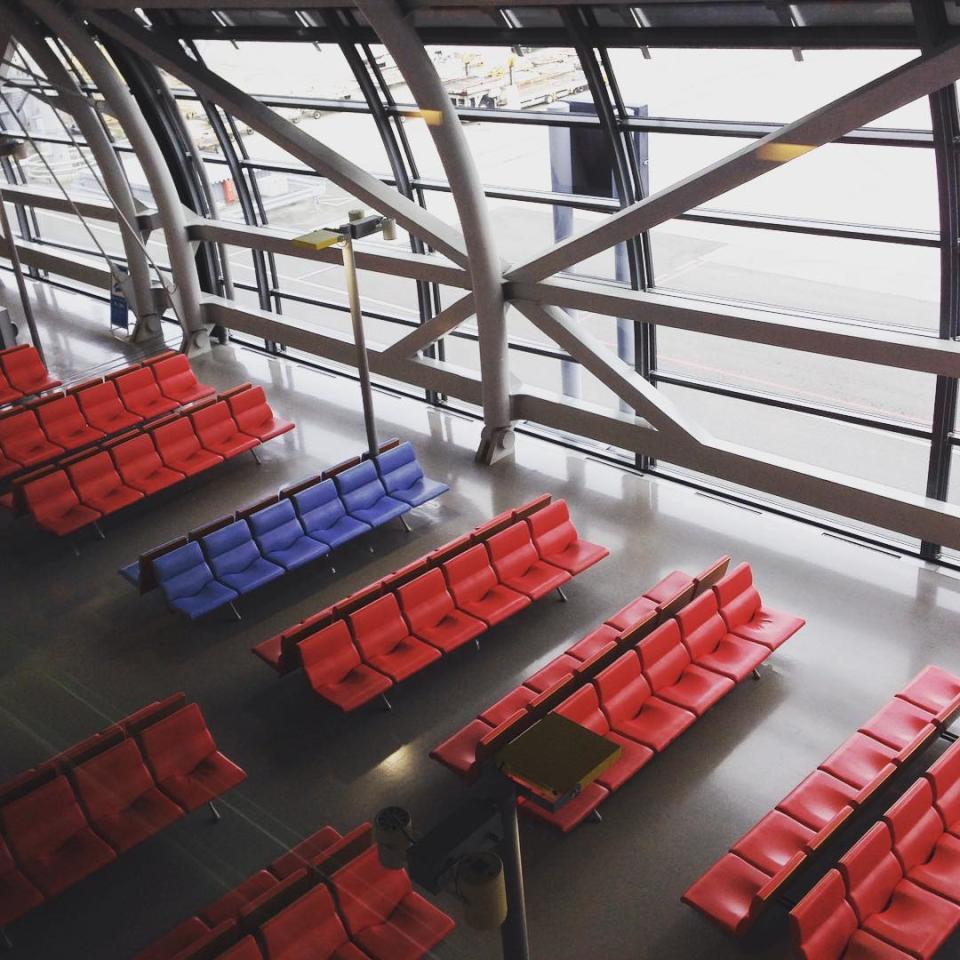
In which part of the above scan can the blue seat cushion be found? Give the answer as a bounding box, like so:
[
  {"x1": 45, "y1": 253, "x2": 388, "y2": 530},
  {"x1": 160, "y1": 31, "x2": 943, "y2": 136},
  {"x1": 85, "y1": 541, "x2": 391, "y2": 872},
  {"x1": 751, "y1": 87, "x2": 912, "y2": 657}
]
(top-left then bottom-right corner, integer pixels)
[
  {"x1": 249, "y1": 500, "x2": 329, "y2": 571},
  {"x1": 172, "y1": 580, "x2": 240, "y2": 620},
  {"x1": 310, "y1": 514, "x2": 369, "y2": 549},
  {"x1": 217, "y1": 555, "x2": 285, "y2": 594},
  {"x1": 390, "y1": 476, "x2": 449, "y2": 508},
  {"x1": 202, "y1": 520, "x2": 284, "y2": 594},
  {"x1": 335, "y1": 460, "x2": 409, "y2": 527},
  {"x1": 293, "y1": 479, "x2": 368, "y2": 540},
  {"x1": 349, "y1": 495, "x2": 410, "y2": 528},
  {"x1": 152, "y1": 542, "x2": 238, "y2": 617}
]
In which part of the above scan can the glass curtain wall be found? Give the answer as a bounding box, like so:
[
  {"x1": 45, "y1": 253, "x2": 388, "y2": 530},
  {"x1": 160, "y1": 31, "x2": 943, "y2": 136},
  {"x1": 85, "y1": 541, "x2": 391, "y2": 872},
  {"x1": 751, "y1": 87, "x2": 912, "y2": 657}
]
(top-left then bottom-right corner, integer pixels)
[{"x1": 2, "y1": 17, "x2": 958, "y2": 556}]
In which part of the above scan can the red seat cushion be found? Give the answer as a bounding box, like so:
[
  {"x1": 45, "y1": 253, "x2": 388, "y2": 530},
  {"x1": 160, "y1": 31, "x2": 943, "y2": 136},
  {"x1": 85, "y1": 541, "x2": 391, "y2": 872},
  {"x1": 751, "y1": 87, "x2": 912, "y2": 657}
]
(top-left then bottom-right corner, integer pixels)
[
  {"x1": 228, "y1": 386, "x2": 295, "y2": 442},
  {"x1": 333, "y1": 847, "x2": 455, "y2": 960},
  {"x1": 0, "y1": 410, "x2": 65, "y2": 466},
  {"x1": 859, "y1": 699, "x2": 937, "y2": 756},
  {"x1": 260, "y1": 883, "x2": 356, "y2": 960},
  {"x1": 526, "y1": 499, "x2": 608, "y2": 575},
  {"x1": 270, "y1": 825, "x2": 342, "y2": 879},
  {"x1": 898, "y1": 667, "x2": 960, "y2": 724},
  {"x1": 72, "y1": 738, "x2": 184, "y2": 852},
  {"x1": 152, "y1": 355, "x2": 215, "y2": 405},
  {"x1": 479, "y1": 686, "x2": 536, "y2": 726},
  {"x1": 644, "y1": 570, "x2": 693, "y2": 605},
  {"x1": 731, "y1": 605, "x2": 805, "y2": 651},
  {"x1": 518, "y1": 781, "x2": 609, "y2": 833},
  {"x1": 23, "y1": 470, "x2": 101, "y2": 535},
  {"x1": 191, "y1": 402, "x2": 259, "y2": 459},
  {"x1": 442, "y1": 544, "x2": 530, "y2": 626},
  {"x1": 1, "y1": 346, "x2": 60, "y2": 394},
  {"x1": 111, "y1": 434, "x2": 185, "y2": 496},
  {"x1": 695, "y1": 633, "x2": 769, "y2": 683},
  {"x1": 567, "y1": 624, "x2": 620, "y2": 662},
  {"x1": 789, "y1": 869, "x2": 859, "y2": 960},
  {"x1": 0, "y1": 836, "x2": 44, "y2": 927},
  {"x1": 300, "y1": 621, "x2": 392, "y2": 712},
  {"x1": 486, "y1": 521, "x2": 570, "y2": 601},
  {"x1": 349, "y1": 594, "x2": 441, "y2": 682},
  {"x1": 199, "y1": 869, "x2": 278, "y2": 927},
  {"x1": 396, "y1": 568, "x2": 485, "y2": 654},
  {"x1": 554, "y1": 685, "x2": 652, "y2": 792},
  {"x1": 605, "y1": 595, "x2": 659, "y2": 633},
  {"x1": 153, "y1": 419, "x2": 223, "y2": 476},
  {"x1": 429, "y1": 719, "x2": 493, "y2": 779},
  {"x1": 115, "y1": 368, "x2": 179, "y2": 418},
  {"x1": 77, "y1": 381, "x2": 143, "y2": 433},
  {"x1": 0, "y1": 775, "x2": 116, "y2": 897},
  {"x1": 138, "y1": 703, "x2": 246, "y2": 812},
  {"x1": 777, "y1": 771, "x2": 859, "y2": 832},
  {"x1": 594, "y1": 650, "x2": 696, "y2": 752},
  {"x1": 681, "y1": 852, "x2": 768, "y2": 936},
  {"x1": 524, "y1": 655, "x2": 580, "y2": 694},
  {"x1": 820, "y1": 733, "x2": 900, "y2": 791},
  {"x1": 731, "y1": 810, "x2": 813, "y2": 876},
  {"x1": 68, "y1": 452, "x2": 145, "y2": 515},
  {"x1": 862, "y1": 879, "x2": 960, "y2": 960},
  {"x1": 37, "y1": 395, "x2": 105, "y2": 450}
]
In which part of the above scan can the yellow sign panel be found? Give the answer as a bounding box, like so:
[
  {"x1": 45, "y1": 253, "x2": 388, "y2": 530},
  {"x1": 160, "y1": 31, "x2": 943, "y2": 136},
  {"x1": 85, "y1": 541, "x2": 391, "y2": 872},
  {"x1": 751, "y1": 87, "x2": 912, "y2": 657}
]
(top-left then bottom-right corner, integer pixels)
[
  {"x1": 291, "y1": 228, "x2": 341, "y2": 251},
  {"x1": 758, "y1": 142, "x2": 814, "y2": 163}
]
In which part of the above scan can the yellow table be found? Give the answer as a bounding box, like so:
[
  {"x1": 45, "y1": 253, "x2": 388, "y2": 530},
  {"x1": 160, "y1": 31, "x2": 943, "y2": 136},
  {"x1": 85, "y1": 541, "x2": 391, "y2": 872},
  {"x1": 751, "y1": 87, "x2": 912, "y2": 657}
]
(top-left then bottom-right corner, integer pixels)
[{"x1": 495, "y1": 713, "x2": 620, "y2": 809}]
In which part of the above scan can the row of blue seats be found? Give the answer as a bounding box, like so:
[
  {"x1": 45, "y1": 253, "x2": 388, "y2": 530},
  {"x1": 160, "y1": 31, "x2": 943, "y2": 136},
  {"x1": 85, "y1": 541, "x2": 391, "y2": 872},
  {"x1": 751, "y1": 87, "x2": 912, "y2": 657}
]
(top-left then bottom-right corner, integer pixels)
[{"x1": 122, "y1": 442, "x2": 449, "y2": 619}]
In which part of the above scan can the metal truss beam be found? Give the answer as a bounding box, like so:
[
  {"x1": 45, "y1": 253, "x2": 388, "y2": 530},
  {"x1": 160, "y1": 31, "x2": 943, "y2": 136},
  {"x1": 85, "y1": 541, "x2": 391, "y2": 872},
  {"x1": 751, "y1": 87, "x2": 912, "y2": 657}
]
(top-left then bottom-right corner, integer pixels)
[
  {"x1": 356, "y1": 0, "x2": 513, "y2": 463},
  {"x1": 516, "y1": 277, "x2": 960, "y2": 378},
  {"x1": 4, "y1": 8, "x2": 160, "y2": 336},
  {"x1": 26, "y1": 0, "x2": 207, "y2": 350},
  {"x1": 507, "y1": 37, "x2": 960, "y2": 283},
  {"x1": 87, "y1": 10, "x2": 472, "y2": 270},
  {"x1": 186, "y1": 218, "x2": 470, "y2": 289}
]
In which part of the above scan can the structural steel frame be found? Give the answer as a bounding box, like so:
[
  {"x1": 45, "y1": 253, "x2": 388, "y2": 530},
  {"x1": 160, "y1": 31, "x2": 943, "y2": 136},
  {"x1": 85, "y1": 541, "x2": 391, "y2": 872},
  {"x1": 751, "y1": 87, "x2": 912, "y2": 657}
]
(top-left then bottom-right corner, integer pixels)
[{"x1": 3, "y1": 1, "x2": 960, "y2": 559}]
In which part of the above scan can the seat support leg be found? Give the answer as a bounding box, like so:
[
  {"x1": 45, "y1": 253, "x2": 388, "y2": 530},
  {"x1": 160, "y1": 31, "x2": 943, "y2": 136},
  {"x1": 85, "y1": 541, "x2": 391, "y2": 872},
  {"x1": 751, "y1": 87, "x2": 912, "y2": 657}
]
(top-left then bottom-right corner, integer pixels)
[
  {"x1": 93, "y1": 519, "x2": 106, "y2": 540},
  {"x1": 70, "y1": 538, "x2": 81, "y2": 558},
  {"x1": 208, "y1": 799, "x2": 221, "y2": 822},
  {"x1": 251, "y1": 447, "x2": 261, "y2": 465},
  {"x1": 752, "y1": 667, "x2": 761, "y2": 681},
  {"x1": 941, "y1": 730, "x2": 959, "y2": 743},
  {"x1": 475, "y1": 638, "x2": 481, "y2": 651},
  {"x1": 556, "y1": 586, "x2": 568, "y2": 602},
  {"x1": 380, "y1": 692, "x2": 392, "y2": 712},
  {"x1": 590, "y1": 809, "x2": 603, "y2": 823},
  {"x1": 1, "y1": 928, "x2": 11, "y2": 950},
  {"x1": 229, "y1": 602, "x2": 242, "y2": 621},
  {"x1": 399, "y1": 514, "x2": 412, "y2": 533}
]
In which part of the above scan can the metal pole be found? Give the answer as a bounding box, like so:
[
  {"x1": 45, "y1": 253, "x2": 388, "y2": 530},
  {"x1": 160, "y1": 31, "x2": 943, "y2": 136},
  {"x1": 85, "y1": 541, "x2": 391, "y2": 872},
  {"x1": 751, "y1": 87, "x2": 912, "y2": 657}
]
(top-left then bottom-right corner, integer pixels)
[
  {"x1": 0, "y1": 183, "x2": 42, "y2": 362},
  {"x1": 341, "y1": 234, "x2": 379, "y2": 457},
  {"x1": 496, "y1": 788, "x2": 530, "y2": 960}
]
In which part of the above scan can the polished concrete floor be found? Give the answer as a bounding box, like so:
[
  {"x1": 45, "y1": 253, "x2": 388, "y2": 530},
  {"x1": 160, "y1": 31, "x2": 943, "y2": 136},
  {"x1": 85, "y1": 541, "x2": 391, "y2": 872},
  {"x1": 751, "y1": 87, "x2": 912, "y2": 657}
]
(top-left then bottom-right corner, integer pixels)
[{"x1": 3, "y1": 279, "x2": 960, "y2": 960}]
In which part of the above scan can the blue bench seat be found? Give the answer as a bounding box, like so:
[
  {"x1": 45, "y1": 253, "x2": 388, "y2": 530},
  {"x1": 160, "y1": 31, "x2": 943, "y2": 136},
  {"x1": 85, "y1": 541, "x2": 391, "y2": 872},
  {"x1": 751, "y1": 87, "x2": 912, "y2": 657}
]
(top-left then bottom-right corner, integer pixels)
[
  {"x1": 202, "y1": 520, "x2": 285, "y2": 595},
  {"x1": 152, "y1": 542, "x2": 239, "y2": 619},
  {"x1": 248, "y1": 499, "x2": 330, "y2": 571},
  {"x1": 335, "y1": 460, "x2": 409, "y2": 529},
  {"x1": 292, "y1": 478, "x2": 370, "y2": 548},
  {"x1": 376, "y1": 441, "x2": 449, "y2": 507}
]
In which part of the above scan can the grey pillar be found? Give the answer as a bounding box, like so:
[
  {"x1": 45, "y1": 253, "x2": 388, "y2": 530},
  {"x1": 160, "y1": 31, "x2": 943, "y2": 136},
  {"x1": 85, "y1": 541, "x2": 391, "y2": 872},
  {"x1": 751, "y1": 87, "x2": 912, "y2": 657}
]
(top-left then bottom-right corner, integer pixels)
[
  {"x1": 7, "y1": 5, "x2": 161, "y2": 340},
  {"x1": 355, "y1": 0, "x2": 514, "y2": 464},
  {"x1": 27, "y1": 0, "x2": 208, "y2": 354}
]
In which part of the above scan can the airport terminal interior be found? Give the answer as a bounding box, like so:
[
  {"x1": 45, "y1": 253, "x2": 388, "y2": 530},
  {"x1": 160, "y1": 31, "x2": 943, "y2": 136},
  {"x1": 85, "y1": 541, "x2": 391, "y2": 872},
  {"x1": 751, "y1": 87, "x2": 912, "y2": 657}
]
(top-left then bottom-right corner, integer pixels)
[{"x1": 4, "y1": 2, "x2": 960, "y2": 959}]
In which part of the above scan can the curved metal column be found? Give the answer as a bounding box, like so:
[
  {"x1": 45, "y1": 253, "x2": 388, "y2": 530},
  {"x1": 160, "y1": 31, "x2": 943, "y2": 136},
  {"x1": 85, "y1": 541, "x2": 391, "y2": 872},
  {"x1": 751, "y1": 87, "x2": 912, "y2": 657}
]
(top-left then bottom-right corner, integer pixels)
[
  {"x1": 355, "y1": 0, "x2": 514, "y2": 463},
  {"x1": 27, "y1": 0, "x2": 207, "y2": 353},
  {"x1": 7, "y1": 4, "x2": 161, "y2": 339}
]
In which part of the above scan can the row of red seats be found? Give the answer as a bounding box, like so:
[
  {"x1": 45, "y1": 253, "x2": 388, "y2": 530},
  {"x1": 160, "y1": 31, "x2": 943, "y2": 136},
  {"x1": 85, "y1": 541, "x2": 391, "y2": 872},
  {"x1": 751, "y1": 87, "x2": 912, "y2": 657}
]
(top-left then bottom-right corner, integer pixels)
[
  {"x1": 0, "y1": 343, "x2": 61, "y2": 406},
  {"x1": 791, "y1": 732, "x2": 960, "y2": 960},
  {"x1": 254, "y1": 496, "x2": 609, "y2": 712},
  {"x1": 0, "y1": 349, "x2": 213, "y2": 482},
  {"x1": 13, "y1": 385, "x2": 293, "y2": 537},
  {"x1": 135, "y1": 821, "x2": 455, "y2": 960},
  {"x1": 682, "y1": 665, "x2": 960, "y2": 938},
  {"x1": 0, "y1": 694, "x2": 245, "y2": 944},
  {"x1": 431, "y1": 559, "x2": 806, "y2": 832}
]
